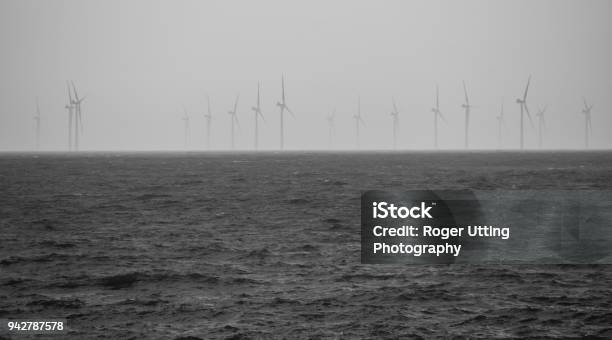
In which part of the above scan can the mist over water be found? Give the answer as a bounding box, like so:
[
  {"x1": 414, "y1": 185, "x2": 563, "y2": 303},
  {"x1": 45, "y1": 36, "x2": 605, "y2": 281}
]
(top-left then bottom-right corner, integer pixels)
[{"x1": 1, "y1": 0, "x2": 611, "y2": 151}]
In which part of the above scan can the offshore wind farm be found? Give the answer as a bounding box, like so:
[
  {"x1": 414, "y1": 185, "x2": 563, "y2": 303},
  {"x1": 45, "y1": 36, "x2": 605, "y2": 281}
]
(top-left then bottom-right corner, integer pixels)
[{"x1": 20, "y1": 73, "x2": 605, "y2": 152}]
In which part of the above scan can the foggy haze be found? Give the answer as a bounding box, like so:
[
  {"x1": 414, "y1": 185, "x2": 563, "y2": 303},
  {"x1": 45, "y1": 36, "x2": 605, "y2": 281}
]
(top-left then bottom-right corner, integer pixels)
[{"x1": 0, "y1": 0, "x2": 610, "y2": 151}]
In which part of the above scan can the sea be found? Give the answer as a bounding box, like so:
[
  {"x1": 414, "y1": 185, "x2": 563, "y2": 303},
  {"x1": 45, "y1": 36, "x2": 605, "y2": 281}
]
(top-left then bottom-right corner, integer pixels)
[{"x1": 1, "y1": 151, "x2": 611, "y2": 339}]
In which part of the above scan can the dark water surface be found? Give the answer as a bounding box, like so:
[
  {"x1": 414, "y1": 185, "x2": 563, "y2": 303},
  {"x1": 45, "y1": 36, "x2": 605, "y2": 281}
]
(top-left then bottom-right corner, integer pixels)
[{"x1": 1, "y1": 151, "x2": 611, "y2": 339}]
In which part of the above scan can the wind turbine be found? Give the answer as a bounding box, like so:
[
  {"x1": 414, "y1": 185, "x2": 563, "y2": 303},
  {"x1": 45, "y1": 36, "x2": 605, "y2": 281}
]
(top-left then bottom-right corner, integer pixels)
[
  {"x1": 581, "y1": 99, "x2": 593, "y2": 149},
  {"x1": 390, "y1": 98, "x2": 399, "y2": 150},
  {"x1": 251, "y1": 83, "x2": 265, "y2": 150},
  {"x1": 516, "y1": 76, "x2": 533, "y2": 150},
  {"x1": 34, "y1": 97, "x2": 41, "y2": 150},
  {"x1": 204, "y1": 95, "x2": 212, "y2": 150},
  {"x1": 71, "y1": 82, "x2": 85, "y2": 151},
  {"x1": 460, "y1": 81, "x2": 473, "y2": 149},
  {"x1": 182, "y1": 108, "x2": 190, "y2": 149},
  {"x1": 431, "y1": 85, "x2": 445, "y2": 149},
  {"x1": 228, "y1": 94, "x2": 240, "y2": 150},
  {"x1": 353, "y1": 96, "x2": 365, "y2": 149},
  {"x1": 496, "y1": 100, "x2": 505, "y2": 149},
  {"x1": 536, "y1": 106, "x2": 547, "y2": 149},
  {"x1": 65, "y1": 82, "x2": 75, "y2": 151},
  {"x1": 326, "y1": 108, "x2": 335, "y2": 150},
  {"x1": 276, "y1": 75, "x2": 294, "y2": 150}
]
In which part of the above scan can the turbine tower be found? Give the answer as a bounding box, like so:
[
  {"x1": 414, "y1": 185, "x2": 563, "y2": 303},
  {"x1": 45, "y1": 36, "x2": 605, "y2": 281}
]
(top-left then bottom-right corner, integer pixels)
[
  {"x1": 516, "y1": 76, "x2": 533, "y2": 150},
  {"x1": 326, "y1": 108, "x2": 335, "y2": 150},
  {"x1": 182, "y1": 108, "x2": 190, "y2": 149},
  {"x1": 251, "y1": 83, "x2": 264, "y2": 150},
  {"x1": 34, "y1": 97, "x2": 41, "y2": 150},
  {"x1": 204, "y1": 95, "x2": 212, "y2": 150},
  {"x1": 228, "y1": 94, "x2": 240, "y2": 150},
  {"x1": 536, "y1": 106, "x2": 547, "y2": 149},
  {"x1": 71, "y1": 82, "x2": 85, "y2": 151},
  {"x1": 431, "y1": 85, "x2": 445, "y2": 149},
  {"x1": 581, "y1": 99, "x2": 593, "y2": 149},
  {"x1": 460, "y1": 81, "x2": 473, "y2": 149},
  {"x1": 65, "y1": 82, "x2": 75, "y2": 151},
  {"x1": 390, "y1": 98, "x2": 399, "y2": 150},
  {"x1": 276, "y1": 75, "x2": 293, "y2": 150},
  {"x1": 496, "y1": 100, "x2": 505, "y2": 149},
  {"x1": 353, "y1": 96, "x2": 365, "y2": 149}
]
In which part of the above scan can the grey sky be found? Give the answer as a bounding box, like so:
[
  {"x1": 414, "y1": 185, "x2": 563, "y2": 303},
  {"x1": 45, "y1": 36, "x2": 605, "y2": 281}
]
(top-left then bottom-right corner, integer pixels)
[{"x1": 1, "y1": 0, "x2": 610, "y2": 151}]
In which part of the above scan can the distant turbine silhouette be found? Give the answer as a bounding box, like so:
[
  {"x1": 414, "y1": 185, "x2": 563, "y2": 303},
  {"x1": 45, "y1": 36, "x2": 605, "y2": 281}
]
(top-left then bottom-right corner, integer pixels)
[
  {"x1": 431, "y1": 85, "x2": 445, "y2": 149},
  {"x1": 460, "y1": 81, "x2": 473, "y2": 149},
  {"x1": 34, "y1": 97, "x2": 41, "y2": 150},
  {"x1": 353, "y1": 96, "x2": 365, "y2": 149},
  {"x1": 390, "y1": 98, "x2": 399, "y2": 150},
  {"x1": 326, "y1": 108, "x2": 336, "y2": 150},
  {"x1": 182, "y1": 108, "x2": 190, "y2": 149},
  {"x1": 276, "y1": 75, "x2": 294, "y2": 150},
  {"x1": 536, "y1": 106, "x2": 547, "y2": 148},
  {"x1": 581, "y1": 99, "x2": 593, "y2": 149},
  {"x1": 516, "y1": 76, "x2": 533, "y2": 150},
  {"x1": 228, "y1": 94, "x2": 240, "y2": 150},
  {"x1": 71, "y1": 82, "x2": 85, "y2": 151},
  {"x1": 496, "y1": 100, "x2": 505, "y2": 149},
  {"x1": 204, "y1": 95, "x2": 212, "y2": 150},
  {"x1": 65, "y1": 82, "x2": 75, "y2": 151},
  {"x1": 251, "y1": 83, "x2": 265, "y2": 150}
]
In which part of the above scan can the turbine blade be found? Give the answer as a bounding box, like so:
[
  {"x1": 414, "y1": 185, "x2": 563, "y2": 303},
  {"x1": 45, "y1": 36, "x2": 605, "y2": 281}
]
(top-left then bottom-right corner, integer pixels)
[
  {"x1": 233, "y1": 94, "x2": 239, "y2": 113},
  {"x1": 234, "y1": 114, "x2": 241, "y2": 130},
  {"x1": 286, "y1": 106, "x2": 295, "y2": 117},
  {"x1": 463, "y1": 81, "x2": 469, "y2": 105},
  {"x1": 436, "y1": 84, "x2": 439, "y2": 110},
  {"x1": 438, "y1": 111, "x2": 447, "y2": 123},
  {"x1": 392, "y1": 97, "x2": 398, "y2": 114},
  {"x1": 71, "y1": 81, "x2": 79, "y2": 101},
  {"x1": 523, "y1": 75, "x2": 531, "y2": 101},
  {"x1": 583, "y1": 98, "x2": 588, "y2": 110},
  {"x1": 525, "y1": 104, "x2": 534, "y2": 128},
  {"x1": 67, "y1": 81, "x2": 73, "y2": 103},
  {"x1": 281, "y1": 75, "x2": 285, "y2": 103},
  {"x1": 207, "y1": 95, "x2": 211, "y2": 115}
]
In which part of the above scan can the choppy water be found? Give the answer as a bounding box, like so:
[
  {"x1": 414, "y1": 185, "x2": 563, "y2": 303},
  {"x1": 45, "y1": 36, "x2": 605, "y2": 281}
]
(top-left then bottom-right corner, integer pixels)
[{"x1": 1, "y1": 151, "x2": 611, "y2": 339}]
